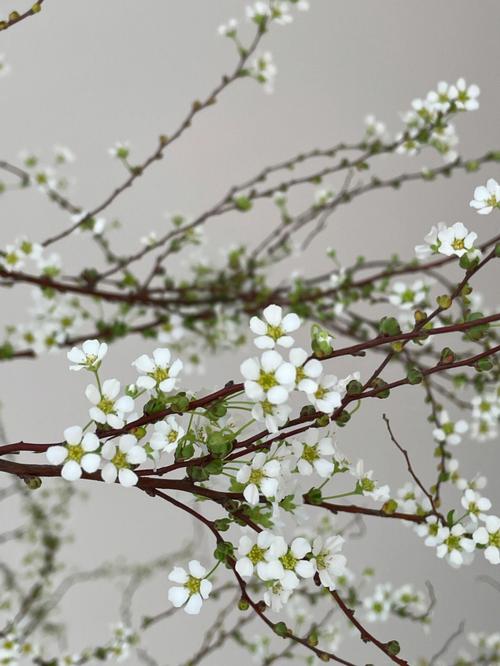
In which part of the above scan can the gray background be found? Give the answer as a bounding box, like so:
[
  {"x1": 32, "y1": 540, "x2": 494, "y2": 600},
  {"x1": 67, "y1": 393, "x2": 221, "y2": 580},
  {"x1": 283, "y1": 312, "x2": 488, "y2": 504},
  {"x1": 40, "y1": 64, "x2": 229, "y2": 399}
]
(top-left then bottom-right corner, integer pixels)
[{"x1": 1, "y1": 1, "x2": 500, "y2": 664}]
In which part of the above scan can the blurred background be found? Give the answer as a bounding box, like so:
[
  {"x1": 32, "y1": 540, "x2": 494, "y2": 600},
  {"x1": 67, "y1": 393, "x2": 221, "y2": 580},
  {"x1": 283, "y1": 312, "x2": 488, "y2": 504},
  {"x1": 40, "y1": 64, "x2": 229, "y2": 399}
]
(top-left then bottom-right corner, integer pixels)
[{"x1": 1, "y1": 1, "x2": 499, "y2": 663}]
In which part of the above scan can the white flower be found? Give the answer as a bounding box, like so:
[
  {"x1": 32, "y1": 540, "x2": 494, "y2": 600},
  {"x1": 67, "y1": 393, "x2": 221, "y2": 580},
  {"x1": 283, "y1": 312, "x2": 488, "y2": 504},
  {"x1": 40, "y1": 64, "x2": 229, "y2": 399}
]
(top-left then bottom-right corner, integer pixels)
[
  {"x1": 250, "y1": 52, "x2": 277, "y2": 94},
  {"x1": 471, "y1": 418, "x2": 498, "y2": 443},
  {"x1": 292, "y1": 430, "x2": 335, "y2": 478},
  {"x1": 436, "y1": 524, "x2": 475, "y2": 568},
  {"x1": 132, "y1": 348, "x2": 183, "y2": 393},
  {"x1": 351, "y1": 460, "x2": 390, "y2": 502},
  {"x1": 217, "y1": 18, "x2": 238, "y2": 36},
  {"x1": 246, "y1": 2, "x2": 271, "y2": 22},
  {"x1": 240, "y1": 350, "x2": 295, "y2": 405},
  {"x1": 449, "y1": 78, "x2": 480, "y2": 111},
  {"x1": 473, "y1": 516, "x2": 500, "y2": 565},
  {"x1": 53, "y1": 145, "x2": 76, "y2": 164},
  {"x1": 263, "y1": 578, "x2": 295, "y2": 612},
  {"x1": 108, "y1": 141, "x2": 130, "y2": 159},
  {"x1": 236, "y1": 452, "x2": 282, "y2": 506},
  {"x1": 0, "y1": 244, "x2": 24, "y2": 272},
  {"x1": 471, "y1": 393, "x2": 500, "y2": 424},
  {"x1": 249, "y1": 305, "x2": 301, "y2": 349},
  {"x1": 415, "y1": 222, "x2": 447, "y2": 260},
  {"x1": 432, "y1": 410, "x2": 468, "y2": 446},
  {"x1": 314, "y1": 187, "x2": 334, "y2": 206},
  {"x1": 306, "y1": 375, "x2": 342, "y2": 414},
  {"x1": 364, "y1": 114, "x2": 386, "y2": 140},
  {"x1": 470, "y1": 178, "x2": 500, "y2": 215},
  {"x1": 0, "y1": 54, "x2": 11, "y2": 77},
  {"x1": 388, "y1": 280, "x2": 426, "y2": 310},
  {"x1": 311, "y1": 535, "x2": 346, "y2": 590},
  {"x1": 235, "y1": 531, "x2": 284, "y2": 580},
  {"x1": 267, "y1": 536, "x2": 315, "y2": 589},
  {"x1": 150, "y1": 416, "x2": 185, "y2": 453},
  {"x1": 252, "y1": 400, "x2": 291, "y2": 434},
  {"x1": 67, "y1": 339, "x2": 108, "y2": 371},
  {"x1": 415, "y1": 515, "x2": 444, "y2": 547},
  {"x1": 437, "y1": 222, "x2": 477, "y2": 258},
  {"x1": 363, "y1": 584, "x2": 392, "y2": 622},
  {"x1": 391, "y1": 584, "x2": 427, "y2": 617},
  {"x1": 288, "y1": 347, "x2": 322, "y2": 393},
  {"x1": 46, "y1": 426, "x2": 100, "y2": 481},
  {"x1": 426, "y1": 81, "x2": 454, "y2": 113},
  {"x1": 168, "y1": 560, "x2": 212, "y2": 615},
  {"x1": 101, "y1": 434, "x2": 146, "y2": 487},
  {"x1": 461, "y1": 489, "x2": 492, "y2": 523},
  {"x1": 86, "y1": 379, "x2": 135, "y2": 429}
]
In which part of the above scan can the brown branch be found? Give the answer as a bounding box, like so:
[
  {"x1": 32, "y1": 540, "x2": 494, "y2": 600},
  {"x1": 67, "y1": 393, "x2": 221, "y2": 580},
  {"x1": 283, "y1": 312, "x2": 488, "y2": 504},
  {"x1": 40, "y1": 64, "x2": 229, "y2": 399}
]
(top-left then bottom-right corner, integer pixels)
[{"x1": 0, "y1": 1, "x2": 45, "y2": 32}]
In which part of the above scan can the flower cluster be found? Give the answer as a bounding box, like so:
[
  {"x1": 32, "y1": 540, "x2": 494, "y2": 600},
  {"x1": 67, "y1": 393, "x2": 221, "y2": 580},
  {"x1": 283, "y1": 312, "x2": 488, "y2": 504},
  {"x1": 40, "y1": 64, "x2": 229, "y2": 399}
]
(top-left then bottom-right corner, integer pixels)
[
  {"x1": 242, "y1": 304, "x2": 352, "y2": 432},
  {"x1": 415, "y1": 221, "x2": 478, "y2": 261},
  {"x1": 363, "y1": 582, "x2": 428, "y2": 623},
  {"x1": 396, "y1": 78, "x2": 479, "y2": 162},
  {"x1": 233, "y1": 531, "x2": 346, "y2": 612}
]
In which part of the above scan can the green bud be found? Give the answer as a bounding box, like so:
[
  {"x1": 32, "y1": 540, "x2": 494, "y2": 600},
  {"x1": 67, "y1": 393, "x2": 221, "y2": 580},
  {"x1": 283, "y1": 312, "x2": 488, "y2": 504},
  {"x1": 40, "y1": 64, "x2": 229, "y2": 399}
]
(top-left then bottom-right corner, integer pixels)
[
  {"x1": 382, "y1": 499, "x2": 398, "y2": 514},
  {"x1": 238, "y1": 597, "x2": 249, "y2": 611},
  {"x1": 475, "y1": 357, "x2": 493, "y2": 372},
  {"x1": 406, "y1": 367, "x2": 423, "y2": 385},
  {"x1": 439, "y1": 347, "x2": 455, "y2": 365},
  {"x1": 234, "y1": 196, "x2": 253, "y2": 211},
  {"x1": 371, "y1": 378, "x2": 390, "y2": 399},
  {"x1": 379, "y1": 316, "x2": 401, "y2": 337},
  {"x1": 386, "y1": 640, "x2": 401, "y2": 656},
  {"x1": 346, "y1": 379, "x2": 363, "y2": 395},
  {"x1": 24, "y1": 476, "x2": 42, "y2": 490},
  {"x1": 273, "y1": 622, "x2": 290, "y2": 638},
  {"x1": 436, "y1": 294, "x2": 452, "y2": 310}
]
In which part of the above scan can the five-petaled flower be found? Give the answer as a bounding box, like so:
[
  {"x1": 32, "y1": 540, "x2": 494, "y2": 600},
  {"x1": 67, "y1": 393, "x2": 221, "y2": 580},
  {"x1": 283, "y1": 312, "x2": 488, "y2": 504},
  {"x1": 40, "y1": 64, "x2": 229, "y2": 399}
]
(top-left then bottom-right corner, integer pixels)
[
  {"x1": 168, "y1": 561, "x2": 213, "y2": 615},
  {"x1": 101, "y1": 434, "x2": 146, "y2": 487},
  {"x1": 46, "y1": 426, "x2": 101, "y2": 481},
  {"x1": 132, "y1": 348, "x2": 183, "y2": 394}
]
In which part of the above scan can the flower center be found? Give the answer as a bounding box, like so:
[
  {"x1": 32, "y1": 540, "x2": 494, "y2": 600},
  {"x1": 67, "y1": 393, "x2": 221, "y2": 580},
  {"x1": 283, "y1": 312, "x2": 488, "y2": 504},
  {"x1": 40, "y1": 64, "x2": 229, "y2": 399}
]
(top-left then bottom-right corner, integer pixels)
[
  {"x1": 302, "y1": 444, "x2": 319, "y2": 463},
  {"x1": 295, "y1": 366, "x2": 306, "y2": 383},
  {"x1": 401, "y1": 289, "x2": 415, "y2": 303},
  {"x1": 66, "y1": 444, "x2": 84, "y2": 463},
  {"x1": 479, "y1": 401, "x2": 491, "y2": 413},
  {"x1": 315, "y1": 386, "x2": 327, "y2": 400},
  {"x1": 111, "y1": 449, "x2": 128, "y2": 469},
  {"x1": 360, "y1": 478, "x2": 375, "y2": 492},
  {"x1": 258, "y1": 370, "x2": 277, "y2": 391},
  {"x1": 451, "y1": 238, "x2": 465, "y2": 251},
  {"x1": 5, "y1": 252, "x2": 19, "y2": 266},
  {"x1": 248, "y1": 544, "x2": 266, "y2": 564},
  {"x1": 261, "y1": 399, "x2": 274, "y2": 415},
  {"x1": 151, "y1": 366, "x2": 170, "y2": 383},
  {"x1": 266, "y1": 324, "x2": 284, "y2": 341},
  {"x1": 248, "y1": 468, "x2": 264, "y2": 486},
  {"x1": 486, "y1": 195, "x2": 498, "y2": 208},
  {"x1": 445, "y1": 534, "x2": 462, "y2": 552},
  {"x1": 98, "y1": 397, "x2": 115, "y2": 414},
  {"x1": 185, "y1": 575, "x2": 201, "y2": 595},
  {"x1": 442, "y1": 422, "x2": 455, "y2": 435},
  {"x1": 279, "y1": 550, "x2": 298, "y2": 571},
  {"x1": 489, "y1": 531, "x2": 500, "y2": 548},
  {"x1": 168, "y1": 430, "x2": 179, "y2": 443},
  {"x1": 315, "y1": 551, "x2": 327, "y2": 570}
]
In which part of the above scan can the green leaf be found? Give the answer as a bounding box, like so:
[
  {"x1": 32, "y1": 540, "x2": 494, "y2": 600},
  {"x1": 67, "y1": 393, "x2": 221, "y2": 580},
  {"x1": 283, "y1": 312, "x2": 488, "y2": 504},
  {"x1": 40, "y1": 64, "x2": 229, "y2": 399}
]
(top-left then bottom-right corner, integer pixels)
[
  {"x1": 304, "y1": 487, "x2": 323, "y2": 505},
  {"x1": 213, "y1": 541, "x2": 234, "y2": 563}
]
